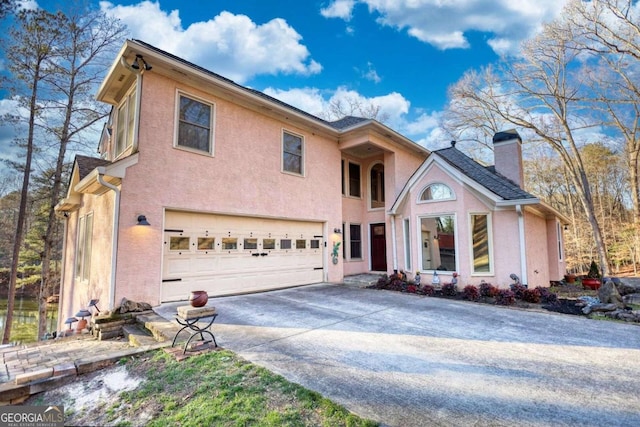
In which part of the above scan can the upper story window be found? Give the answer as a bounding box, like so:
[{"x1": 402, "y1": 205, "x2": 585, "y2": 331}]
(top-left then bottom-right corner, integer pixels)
[
  {"x1": 176, "y1": 93, "x2": 214, "y2": 155},
  {"x1": 115, "y1": 88, "x2": 136, "y2": 159},
  {"x1": 370, "y1": 163, "x2": 385, "y2": 208},
  {"x1": 419, "y1": 183, "x2": 454, "y2": 202},
  {"x1": 283, "y1": 131, "x2": 304, "y2": 175},
  {"x1": 348, "y1": 162, "x2": 361, "y2": 197}
]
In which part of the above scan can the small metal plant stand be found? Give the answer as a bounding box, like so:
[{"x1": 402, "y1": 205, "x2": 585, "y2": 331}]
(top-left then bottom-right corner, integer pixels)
[{"x1": 172, "y1": 306, "x2": 218, "y2": 354}]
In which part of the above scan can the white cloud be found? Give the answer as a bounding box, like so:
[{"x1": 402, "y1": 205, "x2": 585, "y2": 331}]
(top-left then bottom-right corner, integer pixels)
[
  {"x1": 100, "y1": 1, "x2": 321, "y2": 83},
  {"x1": 320, "y1": 0, "x2": 356, "y2": 20},
  {"x1": 262, "y1": 85, "x2": 444, "y2": 145},
  {"x1": 322, "y1": 0, "x2": 566, "y2": 55}
]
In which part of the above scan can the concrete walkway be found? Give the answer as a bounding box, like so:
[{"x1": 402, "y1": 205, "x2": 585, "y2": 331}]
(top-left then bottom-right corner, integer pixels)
[
  {"x1": 0, "y1": 313, "x2": 176, "y2": 404},
  {"x1": 157, "y1": 283, "x2": 640, "y2": 427}
]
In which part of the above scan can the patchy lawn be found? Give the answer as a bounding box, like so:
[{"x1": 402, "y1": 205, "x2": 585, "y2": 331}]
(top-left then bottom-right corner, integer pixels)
[{"x1": 27, "y1": 349, "x2": 378, "y2": 427}]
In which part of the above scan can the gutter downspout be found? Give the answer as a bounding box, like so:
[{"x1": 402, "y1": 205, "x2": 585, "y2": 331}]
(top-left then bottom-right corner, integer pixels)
[
  {"x1": 516, "y1": 205, "x2": 528, "y2": 286},
  {"x1": 97, "y1": 169, "x2": 120, "y2": 310},
  {"x1": 55, "y1": 211, "x2": 68, "y2": 334},
  {"x1": 390, "y1": 215, "x2": 398, "y2": 273}
]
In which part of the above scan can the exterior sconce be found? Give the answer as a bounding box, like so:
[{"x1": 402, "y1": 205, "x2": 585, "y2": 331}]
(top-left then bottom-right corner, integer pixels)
[
  {"x1": 333, "y1": 228, "x2": 342, "y2": 234},
  {"x1": 137, "y1": 215, "x2": 150, "y2": 226}
]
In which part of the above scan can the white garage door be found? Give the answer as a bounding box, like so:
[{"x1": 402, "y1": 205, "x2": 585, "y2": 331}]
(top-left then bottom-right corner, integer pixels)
[{"x1": 162, "y1": 211, "x2": 325, "y2": 302}]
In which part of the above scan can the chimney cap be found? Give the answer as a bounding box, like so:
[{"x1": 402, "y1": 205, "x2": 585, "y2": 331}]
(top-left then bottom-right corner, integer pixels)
[{"x1": 493, "y1": 129, "x2": 521, "y2": 144}]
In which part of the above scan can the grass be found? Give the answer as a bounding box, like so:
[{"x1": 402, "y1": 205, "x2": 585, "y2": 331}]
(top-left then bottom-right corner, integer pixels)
[{"x1": 51, "y1": 349, "x2": 378, "y2": 427}]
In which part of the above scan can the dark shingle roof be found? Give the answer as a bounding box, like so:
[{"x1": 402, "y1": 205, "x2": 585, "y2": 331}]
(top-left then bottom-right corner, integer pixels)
[
  {"x1": 329, "y1": 116, "x2": 370, "y2": 130},
  {"x1": 75, "y1": 155, "x2": 111, "y2": 180},
  {"x1": 434, "y1": 147, "x2": 535, "y2": 201}
]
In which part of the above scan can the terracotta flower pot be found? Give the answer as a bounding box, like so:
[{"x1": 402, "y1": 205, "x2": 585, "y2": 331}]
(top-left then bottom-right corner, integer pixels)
[
  {"x1": 581, "y1": 278, "x2": 601, "y2": 290},
  {"x1": 564, "y1": 274, "x2": 576, "y2": 284},
  {"x1": 189, "y1": 290, "x2": 208, "y2": 307}
]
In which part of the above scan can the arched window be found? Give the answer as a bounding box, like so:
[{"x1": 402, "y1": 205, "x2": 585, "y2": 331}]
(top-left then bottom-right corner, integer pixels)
[{"x1": 419, "y1": 183, "x2": 454, "y2": 202}]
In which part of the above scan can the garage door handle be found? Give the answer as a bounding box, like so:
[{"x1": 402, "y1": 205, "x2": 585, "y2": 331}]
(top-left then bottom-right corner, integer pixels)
[
  {"x1": 260, "y1": 253, "x2": 268, "y2": 256},
  {"x1": 251, "y1": 253, "x2": 260, "y2": 257}
]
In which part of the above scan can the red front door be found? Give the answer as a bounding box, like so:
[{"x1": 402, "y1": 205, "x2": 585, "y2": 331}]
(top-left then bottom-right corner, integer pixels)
[{"x1": 370, "y1": 223, "x2": 387, "y2": 271}]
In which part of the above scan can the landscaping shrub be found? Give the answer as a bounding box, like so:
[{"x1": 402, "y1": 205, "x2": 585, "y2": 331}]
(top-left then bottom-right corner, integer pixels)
[
  {"x1": 374, "y1": 275, "x2": 389, "y2": 289},
  {"x1": 522, "y1": 288, "x2": 541, "y2": 303},
  {"x1": 536, "y1": 287, "x2": 558, "y2": 304},
  {"x1": 463, "y1": 285, "x2": 480, "y2": 301},
  {"x1": 496, "y1": 289, "x2": 516, "y2": 305},
  {"x1": 511, "y1": 284, "x2": 527, "y2": 300},
  {"x1": 419, "y1": 284, "x2": 435, "y2": 296},
  {"x1": 442, "y1": 282, "x2": 458, "y2": 296},
  {"x1": 388, "y1": 274, "x2": 404, "y2": 291},
  {"x1": 406, "y1": 285, "x2": 417, "y2": 293},
  {"x1": 479, "y1": 282, "x2": 500, "y2": 298}
]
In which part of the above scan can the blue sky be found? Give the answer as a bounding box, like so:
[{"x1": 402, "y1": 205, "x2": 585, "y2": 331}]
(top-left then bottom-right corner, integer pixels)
[{"x1": 1, "y1": 0, "x2": 568, "y2": 181}]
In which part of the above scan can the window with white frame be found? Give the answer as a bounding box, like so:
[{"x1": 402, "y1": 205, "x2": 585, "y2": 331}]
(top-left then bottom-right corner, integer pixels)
[
  {"x1": 348, "y1": 162, "x2": 361, "y2": 197},
  {"x1": 471, "y1": 213, "x2": 492, "y2": 273},
  {"x1": 283, "y1": 131, "x2": 304, "y2": 175},
  {"x1": 419, "y1": 183, "x2": 454, "y2": 202},
  {"x1": 403, "y1": 218, "x2": 411, "y2": 271},
  {"x1": 349, "y1": 223, "x2": 362, "y2": 259},
  {"x1": 75, "y1": 213, "x2": 93, "y2": 282},
  {"x1": 115, "y1": 88, "x2": 136, "y2": 158},
  {"x1": 370, "y1": 163, "x2": 385, "y2": 208},
  {"x1": 557, "y1": 221, "x2": 564, "y2": 261},
  {"x1": 420, "y1": 215, "x2": 456, "y2": 271},
  {"x1": 176, "y1": 93, "x2": 214, "y2": 154}
]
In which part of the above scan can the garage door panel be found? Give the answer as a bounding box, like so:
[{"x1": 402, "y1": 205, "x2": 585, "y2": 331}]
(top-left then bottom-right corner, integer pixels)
[{"x1": 162, "y1": 212, "x2": 325, "y2": 302}]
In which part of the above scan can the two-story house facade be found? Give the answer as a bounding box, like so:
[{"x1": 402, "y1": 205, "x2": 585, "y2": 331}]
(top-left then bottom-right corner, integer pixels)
[{"x1": 55, "y1": 39, "x2": 566, "y2": 330}]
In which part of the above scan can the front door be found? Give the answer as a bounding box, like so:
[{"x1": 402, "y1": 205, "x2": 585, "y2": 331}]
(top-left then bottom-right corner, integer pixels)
[{"x1": 370, "y1": 223, "x2": 387, "y2": 271}]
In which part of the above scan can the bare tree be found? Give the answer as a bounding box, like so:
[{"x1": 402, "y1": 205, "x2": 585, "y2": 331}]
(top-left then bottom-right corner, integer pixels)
[
  {"x1": 2, "y1": 9, "x2": 64, "y2": 344},
  {"x1": 320, "y1": 94, "x2": 390, "y2": 123},
  {"x1": 445, "y1": 22, "x2": 612, "y2": 275},
  {"x1": 35, "y1": 5, "x2": 126, "y2": 339},
  {"x1": 564, "y1": 0, "x2": 640, "y2": 224}
]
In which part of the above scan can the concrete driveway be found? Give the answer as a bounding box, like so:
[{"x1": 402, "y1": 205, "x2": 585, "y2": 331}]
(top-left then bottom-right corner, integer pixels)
[{"x1": 157, "y1": 284, "x2": 640, "y2": 427}]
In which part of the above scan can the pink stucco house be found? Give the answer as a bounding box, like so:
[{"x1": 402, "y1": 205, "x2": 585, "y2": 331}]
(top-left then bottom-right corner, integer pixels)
[{"x1": 55, "y1": 39, "x2": 567, "y2": 329}]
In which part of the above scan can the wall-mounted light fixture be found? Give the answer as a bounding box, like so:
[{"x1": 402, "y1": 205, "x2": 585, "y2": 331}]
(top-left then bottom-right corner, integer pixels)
[
  {"x1": 131, "y1": 54, "x2": 152, "y2": 71},
  {"x1": 120, "y1": 54, "x2": 152, "y2": 72},
  {"x1": 137, "y1": 215, "x2": 150, "y2": 226},
  {"x1": 333, "y1": 228, "x2": 342, "y2": 234}
]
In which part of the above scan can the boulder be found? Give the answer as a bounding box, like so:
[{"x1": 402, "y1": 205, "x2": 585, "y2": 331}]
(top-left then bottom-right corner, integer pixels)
[
  {"x1": 118, "y1": 298, "x2": 152, "y2": 314},
  {"x1": 582, "y1": 303, "x2": 619, "y2": 315},
  {"x1": 597, "y1": 279, "x2": 624, "y2": 307},
  {"x1": 617, "y1": 278, "x2": 640, "y2": 296}
]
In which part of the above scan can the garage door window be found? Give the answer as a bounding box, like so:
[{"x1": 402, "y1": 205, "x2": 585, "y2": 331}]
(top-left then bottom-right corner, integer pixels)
[
  {"x1": 244, "y1": 238, "x2": 258, "y2": 250},
  {"x1": 310, "y1": 239, "x2": 320, "y2": 249},
  {"x1": 264, "y1": 239, "x2": 276, "y2": 250},
  {"x1": 222, "y1": 238, "x2": 237, "y2": 250},
  {"x1": 296, "y1": 239, "x2": 306, "y2": 249},
  {"x1": 281, "y1": 239, "x2": 292, "y2": 250},
  {"x1": 197, "y1": 237, "x2": 215, "y2": 251},
  {"x1": 170, "y1": 236, "x2": 190, "y2": 251}
]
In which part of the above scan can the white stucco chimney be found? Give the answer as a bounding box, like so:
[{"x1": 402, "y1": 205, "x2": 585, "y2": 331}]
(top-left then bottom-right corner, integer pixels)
[{"x1": 492, "y1": 129, "x2": 524, "y2": 188}]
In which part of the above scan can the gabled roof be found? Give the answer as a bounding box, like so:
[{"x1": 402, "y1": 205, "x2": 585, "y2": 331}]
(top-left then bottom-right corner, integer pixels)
[
  {"x1": 434, "y1": 147, "x2": 535, "y2": 201},
  {"x1": 75, "y1": 155, "x2": 111, "y2": 180},
  {"x1": 389, "y1": 145, "x2": 539, "y2": 215}
]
